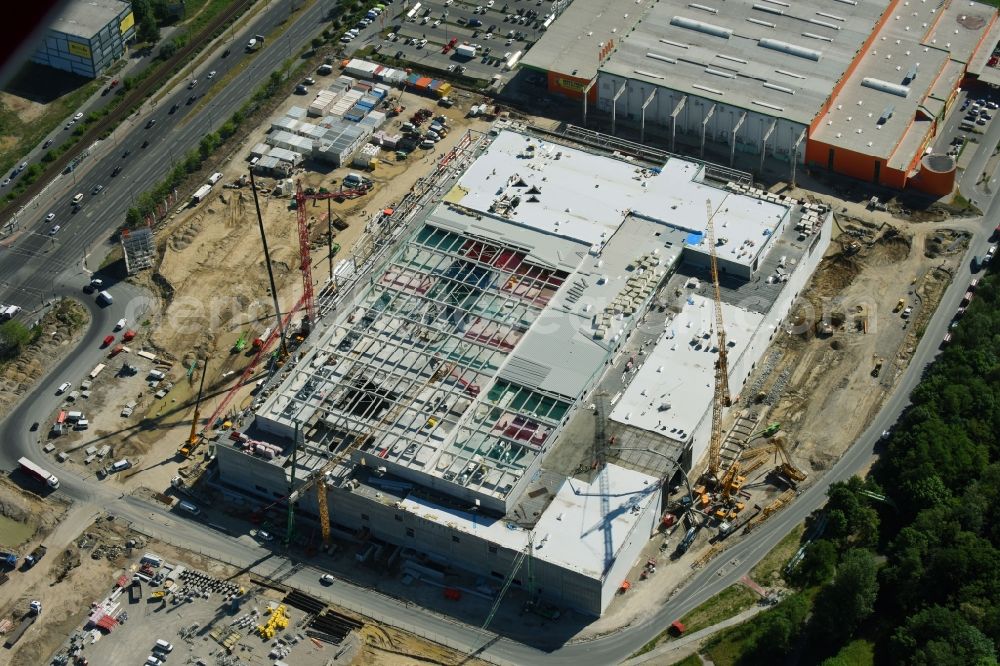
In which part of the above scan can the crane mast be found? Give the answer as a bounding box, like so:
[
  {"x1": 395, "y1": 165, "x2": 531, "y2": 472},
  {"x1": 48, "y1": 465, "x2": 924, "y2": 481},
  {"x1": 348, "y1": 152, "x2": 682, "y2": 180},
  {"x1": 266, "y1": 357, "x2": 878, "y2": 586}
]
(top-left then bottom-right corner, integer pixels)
[{"x1": 705, "y1": 199, "x2": 731, "y2": 480}]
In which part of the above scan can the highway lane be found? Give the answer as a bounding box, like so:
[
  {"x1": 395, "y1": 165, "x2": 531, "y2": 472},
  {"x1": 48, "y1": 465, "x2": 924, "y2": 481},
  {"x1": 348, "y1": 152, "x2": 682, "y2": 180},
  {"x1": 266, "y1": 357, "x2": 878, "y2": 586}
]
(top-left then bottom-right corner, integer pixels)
[
  {"x1": 1, "y1": 210, "x2": 987, "y2": 666},
  {"x1": 1, "y1": 8, "x2": 996, "y2": 665},
  {"x1": 0, "y1": 0, "x2": 340, "y2": 310}
]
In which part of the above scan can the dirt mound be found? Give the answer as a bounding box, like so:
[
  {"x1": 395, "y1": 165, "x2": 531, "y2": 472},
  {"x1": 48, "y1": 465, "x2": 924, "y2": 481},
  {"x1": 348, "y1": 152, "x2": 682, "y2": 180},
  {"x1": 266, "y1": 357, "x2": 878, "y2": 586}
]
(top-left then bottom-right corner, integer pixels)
[
  {"x1": 866, "y1": 230, "x2": 911, "y2": 265},
  {"x1": 810, "y1": 252, "x2": 862, "y2": 298}
]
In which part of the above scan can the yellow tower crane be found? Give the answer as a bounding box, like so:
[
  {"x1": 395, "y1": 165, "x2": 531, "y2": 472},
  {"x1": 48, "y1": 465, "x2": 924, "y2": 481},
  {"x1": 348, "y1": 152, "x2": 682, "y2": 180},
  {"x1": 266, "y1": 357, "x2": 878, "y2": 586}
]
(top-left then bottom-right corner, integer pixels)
[
  {"x1": 298, "y1": 359, "x2": 456, "y2": 548},
  {"x1": 704, "y1": 199, "x2": 732, "y2": 482}
]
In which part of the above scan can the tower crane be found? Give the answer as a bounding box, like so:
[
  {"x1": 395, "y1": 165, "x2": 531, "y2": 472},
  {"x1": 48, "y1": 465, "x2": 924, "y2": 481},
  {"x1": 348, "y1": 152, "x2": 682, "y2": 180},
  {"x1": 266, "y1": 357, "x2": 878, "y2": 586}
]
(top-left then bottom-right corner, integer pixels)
[{"x1": 704, "y1": 198, "x2": 732, "y2": 482}]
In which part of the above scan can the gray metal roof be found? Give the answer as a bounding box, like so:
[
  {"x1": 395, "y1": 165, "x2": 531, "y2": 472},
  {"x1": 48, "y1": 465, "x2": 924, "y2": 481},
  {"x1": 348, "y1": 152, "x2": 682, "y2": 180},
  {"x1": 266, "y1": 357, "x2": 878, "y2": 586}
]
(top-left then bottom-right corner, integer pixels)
[
  {"x1": 48, "y1": 0, "x2": 131, "y2": 39},
  {"x1": 600, "y1": 0, "x2": 887, "y2": 125},
  {"x1": 812, "y1": 0, "x2": 996, "y2": 163},
  {"x1": 521, "y1": 0, "x2": 643, "y2": 83}
]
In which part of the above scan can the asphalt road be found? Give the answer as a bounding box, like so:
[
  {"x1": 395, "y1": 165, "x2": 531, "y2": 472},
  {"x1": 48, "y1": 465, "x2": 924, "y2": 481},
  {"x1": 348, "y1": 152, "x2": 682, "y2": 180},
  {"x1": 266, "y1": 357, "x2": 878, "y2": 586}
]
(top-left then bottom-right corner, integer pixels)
[
  {"x1": 0, "y1": 0, "x2": 340, "y2": 312},
  {"x1": 0, "y1": 211, "x2": 991, "y2": 666},
  {"x1": 0, "y1": 4, "x2": 997, "y2": 664}
]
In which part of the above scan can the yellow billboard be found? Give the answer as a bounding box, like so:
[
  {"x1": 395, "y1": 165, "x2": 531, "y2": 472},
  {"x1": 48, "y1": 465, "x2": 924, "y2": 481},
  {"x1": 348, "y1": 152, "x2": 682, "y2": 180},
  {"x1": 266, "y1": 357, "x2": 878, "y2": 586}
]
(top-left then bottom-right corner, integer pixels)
[
  {"x1": 120, "y1": 11, "x2": 135, "y2": 35},
  {"x1": 68, "y1": 41, "x2": 92, "y2": 59}
]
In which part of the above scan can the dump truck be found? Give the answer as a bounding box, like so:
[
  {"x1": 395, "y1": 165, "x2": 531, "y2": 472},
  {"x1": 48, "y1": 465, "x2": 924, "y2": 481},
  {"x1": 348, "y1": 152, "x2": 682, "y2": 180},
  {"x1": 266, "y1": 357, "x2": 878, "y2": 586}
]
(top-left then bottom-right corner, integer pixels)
[
  {"x1": 24, "y1": 545, "x2": 47, "y2": 568},
  {"x1": 0, "y1": 551, "x2": 17, "y2": 569},
  {"x1": 18, "y1": 457, "x2": 59, "y2": 489}
]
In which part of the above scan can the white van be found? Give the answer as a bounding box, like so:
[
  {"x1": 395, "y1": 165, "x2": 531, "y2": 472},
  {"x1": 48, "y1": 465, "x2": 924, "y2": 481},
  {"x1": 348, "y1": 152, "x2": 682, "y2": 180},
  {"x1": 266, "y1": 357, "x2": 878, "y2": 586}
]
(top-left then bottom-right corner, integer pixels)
[
  {"x1": 148, "y1": 369, "x2": 165, "y2": 381},
  {"x1": 110, "y1": 459, "x2": 131, "y2": 473},
  {"x1": 57, "y1": 382, "x2": 71, "y2": 394},
  {"x1": 178, "y1": 500, "x2": 201, "y2": 516},
  {"x1": 74, "y1": 419, "x2": 89, "y2": 430},
  {"x1": 249, "y1": 156, "x2": 260, "y2": 168},
  {"x1": 146, "y1": 656, "x2": 162, "y2": 666},
  {"x1": 71, "y1": 192, "x2": 84, "y2": 205},
  {"x1": 97, "y1": 290, "x2": 113, "y2": 305},
  {"x1": 208, "y1": 172, "x2": 223, "y2": 185},
  {"x1": 66, "y1": 411, "x2": 83, "y2": 422},
  {"x1": 154, "y1": 639, "x2": 174, "y2": 653}
]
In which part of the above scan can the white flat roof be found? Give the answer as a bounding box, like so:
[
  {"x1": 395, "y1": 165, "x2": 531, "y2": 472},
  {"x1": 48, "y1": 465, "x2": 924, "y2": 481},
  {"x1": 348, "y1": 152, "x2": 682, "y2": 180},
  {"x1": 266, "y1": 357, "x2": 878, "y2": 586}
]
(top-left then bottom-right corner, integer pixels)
[
  {"x1": 610, "y1": 294, "x2": 764, "y2": 439},
  {"x1": 453, "y1": 130, "x2": 787, "y2": 268},
  {"x1": 399, "y1": 463, "x2": 659, "y2": 580}
]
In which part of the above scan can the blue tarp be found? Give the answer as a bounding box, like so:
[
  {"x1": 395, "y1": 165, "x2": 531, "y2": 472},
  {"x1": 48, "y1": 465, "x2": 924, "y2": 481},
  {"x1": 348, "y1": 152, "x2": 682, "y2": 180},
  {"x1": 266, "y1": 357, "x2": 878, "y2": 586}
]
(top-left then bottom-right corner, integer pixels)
[{"x1": 686, "y1": 232, "x2": 704, "y2": 246}]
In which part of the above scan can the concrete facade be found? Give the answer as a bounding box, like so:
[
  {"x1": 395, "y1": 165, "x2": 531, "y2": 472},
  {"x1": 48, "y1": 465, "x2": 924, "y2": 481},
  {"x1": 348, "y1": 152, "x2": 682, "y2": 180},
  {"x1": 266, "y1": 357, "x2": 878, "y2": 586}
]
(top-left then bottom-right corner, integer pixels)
[{"x1": 33, "y1": 0, "x2": 135, "y2": 78}]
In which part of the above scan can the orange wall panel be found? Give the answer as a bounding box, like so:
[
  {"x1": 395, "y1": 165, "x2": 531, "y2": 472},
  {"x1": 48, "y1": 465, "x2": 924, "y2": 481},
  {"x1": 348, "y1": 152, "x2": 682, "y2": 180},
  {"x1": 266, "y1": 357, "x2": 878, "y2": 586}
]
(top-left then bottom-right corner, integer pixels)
[{"x1": 546, "y1": 71, "x2": 597, "y2": 102}]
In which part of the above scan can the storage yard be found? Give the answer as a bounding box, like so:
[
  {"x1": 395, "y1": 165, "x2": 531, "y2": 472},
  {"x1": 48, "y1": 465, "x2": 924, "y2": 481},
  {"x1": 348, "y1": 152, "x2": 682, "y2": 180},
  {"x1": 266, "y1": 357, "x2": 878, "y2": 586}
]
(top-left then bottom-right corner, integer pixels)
[
  {"x1": 2, "y1": 18, "x2": 988, "y2": 660},
  {"x1": 0, "y1": 512, "x2": 481, "y2": 666}
]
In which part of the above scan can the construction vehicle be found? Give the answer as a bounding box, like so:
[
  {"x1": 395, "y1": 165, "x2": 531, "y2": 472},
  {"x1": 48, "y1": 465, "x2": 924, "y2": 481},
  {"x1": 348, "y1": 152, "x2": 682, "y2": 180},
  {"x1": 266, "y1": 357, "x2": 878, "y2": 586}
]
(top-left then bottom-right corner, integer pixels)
[
  {"x1": 703, "y1": 199, "x2": 732, "y2": 483},
  {"x1": 24, "y1": 545, "x2": 47, "y2": 567},
  {"x1": 0, "y1": 551, "x2": 17, "y2": 569},
  {"x1": 177, "y1": 360, "x2": 208, "y2": 458},
  {"x1": 233, "y1": 330, "x2": 249, "y2": 353},
  {"x1": 676, "y1": 527, "x2": 697, "y2": 555},
  {"x1": 871, "y1": 356, "x2": 884, "y2": 377},
  {"x1": 893, "y1": 298, "x2": 905, "y2": 313},
  {"x1": 740, "y1": 439, "x2": 807, "y2": 487},
  {"x1": 252, "y1": 326, "x2": 272, "y2": 350},
  {"x1": 744, "y1": 422, "x2": 781, "y2": 444},
  {"x1": 4, "y1": 601, "x2": 41, "y2": 648}
]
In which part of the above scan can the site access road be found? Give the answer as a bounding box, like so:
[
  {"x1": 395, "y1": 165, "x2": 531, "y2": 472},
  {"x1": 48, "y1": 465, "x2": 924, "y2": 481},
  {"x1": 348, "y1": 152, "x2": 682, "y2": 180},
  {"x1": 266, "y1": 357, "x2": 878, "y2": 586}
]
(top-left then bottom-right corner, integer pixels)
[{"x1": 0, "y1": 0, "x2": 339, "y2": 313}]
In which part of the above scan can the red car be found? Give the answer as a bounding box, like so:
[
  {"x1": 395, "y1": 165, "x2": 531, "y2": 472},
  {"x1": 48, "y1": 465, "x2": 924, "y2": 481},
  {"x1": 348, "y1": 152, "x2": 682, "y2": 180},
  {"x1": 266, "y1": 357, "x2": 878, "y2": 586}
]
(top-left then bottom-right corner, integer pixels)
[
  {"x1": 102, "y1": 335, "x2": 115, "y2": 347},
  {"x1": 109, "y1": 344, "x2": 124, "y2": 357},
  {"x1": 122, "y1": 329, "x2": 136, "y2": 342}
]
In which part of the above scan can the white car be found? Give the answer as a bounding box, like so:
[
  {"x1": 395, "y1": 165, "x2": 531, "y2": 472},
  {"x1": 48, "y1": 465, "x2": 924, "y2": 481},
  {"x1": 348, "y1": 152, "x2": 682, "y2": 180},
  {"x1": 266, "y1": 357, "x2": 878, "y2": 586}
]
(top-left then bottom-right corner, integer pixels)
[
  {"x1": 73, "y1": 112, "x2": 84, "y2": 121},
  {"x1": 49, "y1": 225, "x2": 61, "y2": 235},
  {"x1": 433, "y1": 19, "x2": 441, "y2": 27},
  {"x1": 207, "y1": 70, "x2": 216, "y2": 79},
  {"x1": 320, "y1": 574, "x2": 335, "y2": 585},
  {"x1": 881, "y1": 429, "x2": 891, "y2": 440},
  {"x1": 115, "y1": 318, "x2": 127, "y2": 331},
  {"x1": 57, "y1": 381, "x2": 71, "y2": 395},
  {"x1": 45, "y1": 212, "x2": 56, "y2": 222}
]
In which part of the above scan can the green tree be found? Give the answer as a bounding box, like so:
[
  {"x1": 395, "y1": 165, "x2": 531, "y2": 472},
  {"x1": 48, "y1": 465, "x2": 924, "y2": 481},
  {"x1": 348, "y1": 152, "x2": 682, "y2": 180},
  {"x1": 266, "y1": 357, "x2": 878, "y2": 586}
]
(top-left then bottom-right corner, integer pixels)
[
  {"x1": 809, "y1": 549, "x2": 878, "y2": 648},
  {"x1": 891, "y1": 606, "x2": 996, "y2": 666},
  {"x1": 159, "y1": 39, "x2": 178, "y2": 60},
  {"x1": 0, "y1": 320, "x2": 34, "y2": 359},
  {"x1": 792, "y1": 538, "x2": 838, "y2": 587},
  {"x1": 133, "y1": 0, "x2": 160, "y2": 43}
]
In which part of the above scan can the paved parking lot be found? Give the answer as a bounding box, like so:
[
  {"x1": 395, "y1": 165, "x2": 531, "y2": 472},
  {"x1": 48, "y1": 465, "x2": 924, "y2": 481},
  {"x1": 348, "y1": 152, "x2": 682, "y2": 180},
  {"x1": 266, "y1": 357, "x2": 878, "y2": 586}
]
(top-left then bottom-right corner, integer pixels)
[{"x1": 380, "y1": 0, "x2": 560, "y2": 80}]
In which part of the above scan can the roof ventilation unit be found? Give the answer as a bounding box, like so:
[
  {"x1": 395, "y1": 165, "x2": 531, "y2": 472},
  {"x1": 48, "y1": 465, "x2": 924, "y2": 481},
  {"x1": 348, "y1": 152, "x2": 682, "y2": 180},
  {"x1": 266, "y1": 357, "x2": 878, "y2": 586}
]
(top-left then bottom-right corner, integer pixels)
[
  {"x1": 861, "y1": 77, "x2": 910, "y2": 97},
  {"x1": 903, "y1": 63, "x2": 919, "y2": 83},
  {"x1": 758, "y1": 38, "x2": 822, "y2": 61},
  {"x1": 670, "y1": 16, "x2": 733, "y2": 38}
]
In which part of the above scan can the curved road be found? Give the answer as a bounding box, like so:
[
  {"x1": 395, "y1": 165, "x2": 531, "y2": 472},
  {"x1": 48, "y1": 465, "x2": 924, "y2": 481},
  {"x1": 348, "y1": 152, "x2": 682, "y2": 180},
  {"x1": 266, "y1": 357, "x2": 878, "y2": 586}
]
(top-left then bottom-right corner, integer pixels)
[
  {"x1": 0, "y1": 0, "x2": 349, "y2": 311},
  {"x1": 1, "y1": 16, "x2": 997, "y2": 666},
  {"x1": 1, "y1": 215, "x2": 990, "y2": 666}
]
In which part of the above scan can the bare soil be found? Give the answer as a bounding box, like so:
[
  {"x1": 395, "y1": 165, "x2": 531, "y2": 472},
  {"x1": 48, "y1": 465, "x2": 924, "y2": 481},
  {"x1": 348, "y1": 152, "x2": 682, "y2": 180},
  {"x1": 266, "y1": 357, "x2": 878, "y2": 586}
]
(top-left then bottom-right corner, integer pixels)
[{"x1": 0, "y1": 300, "x2": 89, "y2": 417}]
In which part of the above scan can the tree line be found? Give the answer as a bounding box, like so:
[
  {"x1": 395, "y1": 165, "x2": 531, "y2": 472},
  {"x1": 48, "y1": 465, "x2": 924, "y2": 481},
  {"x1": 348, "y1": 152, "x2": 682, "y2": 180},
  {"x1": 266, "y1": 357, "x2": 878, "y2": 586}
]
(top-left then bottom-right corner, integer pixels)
[{"x1": 708, "y1": 270, "x2": 1000, "y2": 664}]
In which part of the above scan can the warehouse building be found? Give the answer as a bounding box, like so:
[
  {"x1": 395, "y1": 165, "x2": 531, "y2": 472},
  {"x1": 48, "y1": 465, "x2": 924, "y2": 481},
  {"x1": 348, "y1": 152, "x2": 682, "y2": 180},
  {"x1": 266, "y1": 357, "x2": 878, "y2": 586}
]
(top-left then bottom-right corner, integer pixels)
[
  {"x1": 215, "y1": 126, "x2": 830, "y2": 616},
  {"x1": 33, "y1": 0, "x2": 135, "y2": 78},
  {"x1": 522, "y1": 0, "x2": 998, "y2": 194}
]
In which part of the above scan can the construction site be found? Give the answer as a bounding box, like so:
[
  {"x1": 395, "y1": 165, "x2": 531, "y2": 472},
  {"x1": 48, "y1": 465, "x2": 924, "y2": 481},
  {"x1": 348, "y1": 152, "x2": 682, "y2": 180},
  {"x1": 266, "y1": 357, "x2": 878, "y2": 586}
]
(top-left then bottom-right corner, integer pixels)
[
  {"x1": 202, "y1": 120, "x2": 834, "y2": 620},
  {"x1": 3, "y1": 47, "x2": 979, "y2": 659}
]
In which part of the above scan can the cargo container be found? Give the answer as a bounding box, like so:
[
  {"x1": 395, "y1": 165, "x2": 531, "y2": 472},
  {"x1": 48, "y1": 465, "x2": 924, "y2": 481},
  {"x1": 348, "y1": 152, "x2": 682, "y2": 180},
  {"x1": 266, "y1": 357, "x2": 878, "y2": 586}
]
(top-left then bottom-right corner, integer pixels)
[
  {"x1": 455, "y1": 44, "x2": 477, "y2": 59},
  {"x1": 18, "y1": 458, "x2": 59, "y2": 489}
]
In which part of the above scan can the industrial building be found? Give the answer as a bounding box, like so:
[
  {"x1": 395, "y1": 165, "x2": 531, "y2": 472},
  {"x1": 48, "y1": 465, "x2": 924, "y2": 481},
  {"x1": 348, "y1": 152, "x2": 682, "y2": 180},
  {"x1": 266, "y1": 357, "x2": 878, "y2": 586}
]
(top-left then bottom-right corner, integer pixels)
[
  {"x1": 521, "y1": 0, "x2": 999, "y2": 194},
  {"x1": 32, "y1": 0, "x2": 135, "y2": 78},
  {"x1": 215, "y1": 126, "x2": 831, "y2": 616}
]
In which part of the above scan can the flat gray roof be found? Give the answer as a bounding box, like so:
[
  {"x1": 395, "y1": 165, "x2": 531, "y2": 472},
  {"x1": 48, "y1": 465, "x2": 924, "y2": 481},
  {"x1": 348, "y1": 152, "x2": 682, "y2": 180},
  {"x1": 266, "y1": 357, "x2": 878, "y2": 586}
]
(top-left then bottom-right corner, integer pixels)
[
  {"x1": 49, "y1": 0, "x2": 130, "y2": 39},
  {"x1": 812, "y1": 0, "x2": 996, "y2": 164},
  {"x1": 599, "y1": 0, "x2": 887, "y2": 125},
  {"x1": 520, "y1": 0, "x2": 643, "y2": 83}
]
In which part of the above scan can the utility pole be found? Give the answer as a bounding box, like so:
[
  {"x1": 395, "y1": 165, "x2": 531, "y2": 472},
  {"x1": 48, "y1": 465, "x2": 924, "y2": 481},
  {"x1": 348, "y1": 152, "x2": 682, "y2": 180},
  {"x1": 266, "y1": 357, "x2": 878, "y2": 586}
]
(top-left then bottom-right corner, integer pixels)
[
  {"x1": 249, "y1": 170, "x2": 289, "y2": 358},
  {"x1": 327, "y1": 198, "x2": 334, "y2": 282},
  {"x1": 286, "y1": 421, "x2": 299, "y2": 546}
]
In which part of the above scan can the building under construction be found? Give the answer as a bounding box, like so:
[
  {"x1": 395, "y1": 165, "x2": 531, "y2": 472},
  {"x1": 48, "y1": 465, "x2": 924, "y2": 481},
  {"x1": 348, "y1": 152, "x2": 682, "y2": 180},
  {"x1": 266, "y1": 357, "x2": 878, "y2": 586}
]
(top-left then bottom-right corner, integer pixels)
[
  {"x1": 214, "y1": 125, "x2": 832, "y2": 616},
  {"x1": 121, "y1": 227, "x2": 154, "y2": 275}
]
